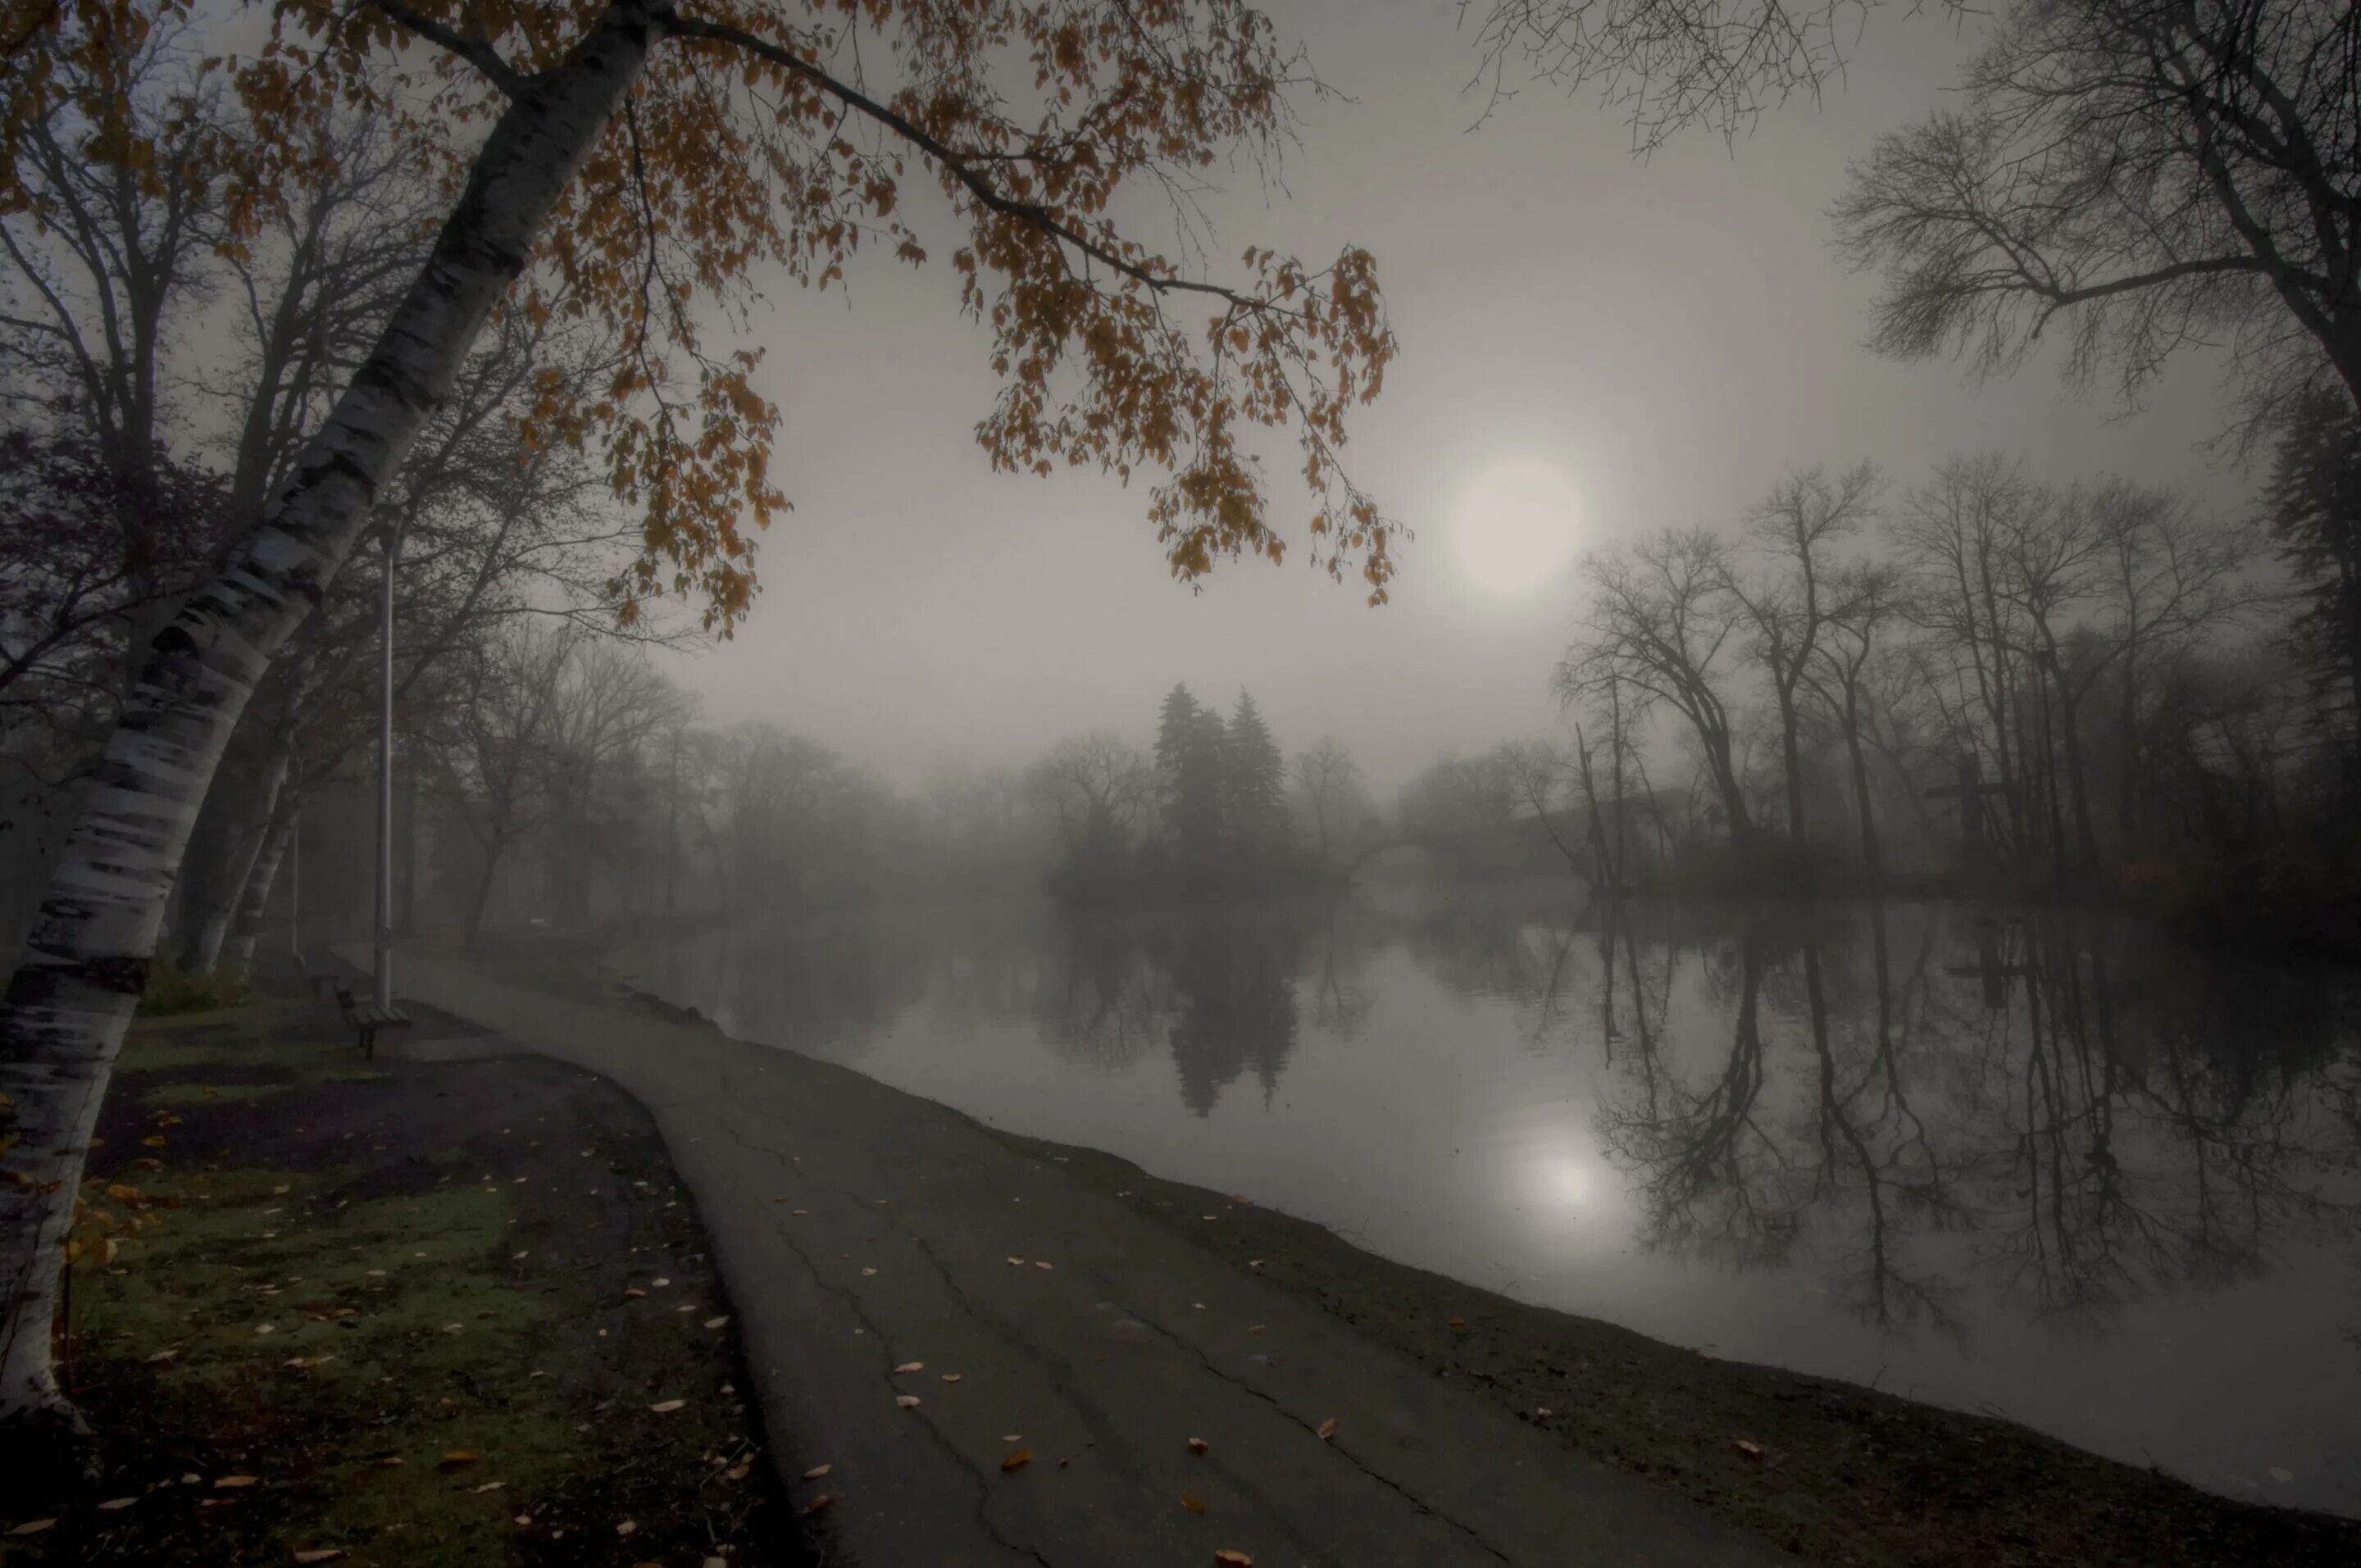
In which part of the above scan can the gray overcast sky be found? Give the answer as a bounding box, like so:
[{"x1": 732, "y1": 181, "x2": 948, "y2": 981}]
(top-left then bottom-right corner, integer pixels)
[{"x1": 663, "y1": 0, "x2": 2251, "y2": 798}]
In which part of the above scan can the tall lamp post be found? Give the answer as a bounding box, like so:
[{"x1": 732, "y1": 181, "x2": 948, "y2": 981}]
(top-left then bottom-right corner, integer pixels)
[{"x1": 375, "y1": 523, "x2": 399, "y2": 1011}]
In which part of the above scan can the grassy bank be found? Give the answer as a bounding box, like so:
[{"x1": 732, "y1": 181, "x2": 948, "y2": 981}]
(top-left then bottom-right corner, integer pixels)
[{"x1": 2, "y1": 981, "x2": 808, "y2": 1567}]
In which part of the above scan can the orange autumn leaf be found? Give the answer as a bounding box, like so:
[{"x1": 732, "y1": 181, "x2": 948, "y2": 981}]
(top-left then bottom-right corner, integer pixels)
[
  {"x1": 999, "y1": 1448, "x2": 1033, "y2": 1472},
  {"x1": 1316, "y1": 1417, "x2": 1337, "y2": 1442},
  {"x1": 1180, "y1": 1493, "x2": 1208, "y2": 1515}
]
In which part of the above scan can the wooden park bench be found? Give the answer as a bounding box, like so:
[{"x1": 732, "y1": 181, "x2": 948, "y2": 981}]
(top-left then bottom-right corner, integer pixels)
[{"x1": 324, "y1": 975, "x2": 412, "y2": 1060}]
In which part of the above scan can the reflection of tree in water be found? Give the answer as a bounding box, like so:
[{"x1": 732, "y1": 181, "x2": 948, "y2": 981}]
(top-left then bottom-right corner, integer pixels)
[
  {"x1": 1596, "y1": 928, "x2": 1802, "y2": 1272},
  {"x1": 1590, "y1": 902, "x2": 2361, "y2": 1341},
  {"x1": 716, "y1": 914, "x2": 934, "y2": 1056},
  {"x1": 1963, "y1": 919, "x2": 2359, "y2": 1320},
  {"x1": 1304, "y1": 906, "x2": 1378, "y2": 1041},
  {"x1": 1405, "y1": 896, "x2": 1590, "y2": 1004},
  {"x1": 919, "y1": 908, "x2": 1054, "y2": 1040},
  {"x1": 1166, "y1": 917, "x2": 1303, "y2": 1116},
  {"x1": 1037, "y1": 914, "x2": 1167, "y2": 1071}
]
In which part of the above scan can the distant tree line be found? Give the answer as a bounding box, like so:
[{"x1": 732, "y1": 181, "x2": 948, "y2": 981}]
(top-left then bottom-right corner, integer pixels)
[{"x1": 1028, "y1": 685, "x2": 1383, "y2": 904}]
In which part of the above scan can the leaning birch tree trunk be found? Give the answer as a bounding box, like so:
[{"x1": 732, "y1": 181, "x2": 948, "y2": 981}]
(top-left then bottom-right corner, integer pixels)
[
  {"x1": 221, "y1": 798, "x2": 299, "y2": 978},
  {"x1": 186, "y1": 740, "x2": 296, "y2": 978},
  {"x1": 0, "y1": 5, "x2": 662, "y2": 1461}
]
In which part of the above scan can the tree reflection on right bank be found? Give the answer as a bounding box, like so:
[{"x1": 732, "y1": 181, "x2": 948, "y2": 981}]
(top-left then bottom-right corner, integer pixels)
[{"x1": 1521, "y1": 900, "x2": 2361, "y2": 1348}]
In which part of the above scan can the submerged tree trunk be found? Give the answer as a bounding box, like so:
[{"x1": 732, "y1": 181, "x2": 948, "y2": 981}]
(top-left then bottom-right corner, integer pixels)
[{"x1": 0, "y1": 7, "x2": 663, "y2": 1462}]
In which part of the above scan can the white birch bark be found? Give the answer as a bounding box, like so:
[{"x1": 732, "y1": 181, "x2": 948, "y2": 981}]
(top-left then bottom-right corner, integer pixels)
[
  {"x1": 221, "y1": 802, "x2": 297, "y2": 978},
  {"x1": 186, "y1": 745, "x2": 292, "y2": 977},
  {"x1": 0, "y1": 3, "x2": 664, "y2": 1453}
]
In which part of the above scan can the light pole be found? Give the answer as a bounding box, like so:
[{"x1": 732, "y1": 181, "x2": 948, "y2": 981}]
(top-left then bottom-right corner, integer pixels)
[{"x1": 375, "y1": 524, "x2": 399, "y2": 1011}]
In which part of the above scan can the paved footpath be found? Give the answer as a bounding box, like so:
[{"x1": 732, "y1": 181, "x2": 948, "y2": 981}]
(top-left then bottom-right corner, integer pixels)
[{"x1": 375, "y1": 949, "x2": 1794, "y2": 1568}]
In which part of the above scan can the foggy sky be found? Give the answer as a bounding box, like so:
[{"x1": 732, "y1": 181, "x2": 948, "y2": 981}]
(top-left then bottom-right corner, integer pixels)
[{"x1": 666, "y1": 0, "x2": 2255, "y2": 798}]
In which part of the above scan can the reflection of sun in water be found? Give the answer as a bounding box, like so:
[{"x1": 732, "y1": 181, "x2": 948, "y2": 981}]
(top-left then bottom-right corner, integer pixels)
[
  {"x1": 1450, "y1": 458, "x2": 1585, "y2": 597},
  {"x1": 1531, "y1": 1150, "x2": 1595, "y2": 1208}
]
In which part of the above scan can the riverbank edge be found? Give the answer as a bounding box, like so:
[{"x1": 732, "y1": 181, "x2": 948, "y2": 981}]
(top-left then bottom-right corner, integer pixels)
[{"x1": 513, "y1": 933, "x2": 2356, "y2": 1568}]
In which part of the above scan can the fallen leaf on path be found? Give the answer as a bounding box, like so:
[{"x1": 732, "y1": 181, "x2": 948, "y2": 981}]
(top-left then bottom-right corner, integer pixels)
[
  {"x1": 703, "y1": 1316, "x2": 730, "y2": 1329},
  {"x1": 1213, "y1": 1551, "x2": 1253, "y2": 1566},
  {"x1": 1246, "y1": 1326, "x2": 1264, "y2": 1335},
  {"x1": 792, "y1": 1209, "x2": 807, "y2": 1216},
  {"x1": 291, "y1": 1551, "x2": 346, "y2": 1565},
  {"x1": 1247, "y1": 1260, "x2": 1263, "y2": 1270},
  {"x1": 1006, "y1": 1257, "x2": 1026, "y2": 1266},
  {"x1": 96, "y1": 1497, "x2": 137, "y2": 1511},
  {"x1": 939, "y1": 1373, "x2": 962, "y2": 1384},
  {"x1": 1448, "y1": 1317, "x2": 1467, "y2": 1329},
  {"x1": 473, "y1": 1481, "x2": 505, "y2": 1493},
  {"x1": 1202, "y1": 1214, "x2": 1217, "y2": 1220},
  {"x1": 1180, "y1": 1493, "x2": 1207, "y2": 1515},
  {"x1": 141, "y1": 1135, "x2": 166, "y2": 1148},
  {"x1": 375, "y1": 1457, "x2": 403, "y2": 1468},
  {"x1": 1732, "y1": 1439, "x2": 1764, "y2": 1461},
  {"x1": 860, "y1": 1267, "x2": 877, "y2": 1277},
  {"x1": 254, "y1": 1324, "x2": 275, "y2": 1335},
  {"x1": 894, "y1": 1361, "x2": 924, "y2": 1374},
  {"x1": 271, "y1": 1184, "x2": 289, "y2": 1195},
  {"x1": 648, "y1": 1399, "x2": 686, "y2": 1413},
  {"x1": 439, "y1": 1452, "x2": 480, "y2": 1469},
  {"x1": 798, "y1": 1493, "x2": 835, "y2": 1517},
  {"x1": 623, "y1": 1288, "x2": 646, "y2": 1299},
  {"x1": 1316, "y1": 1418, "x2": 1338, "y2": 1442},
  {"x1": 652, "y1": 1278, "x2": 670, "y2": 1288},
  {"x1": 1230, "y1": 1194, "x2": 1249, "y2": 1204},
  {"x1": 999, "y1": 1448, "x2": 1032, "y2": 1472},
  {"x1": 514, "y1": 1515, "x2": 530, "y2": 1527},
  {"x1": 6, "y1": 1519, "x2": 55, "y2": 1536},
  {"x1": 802, "y1": 1465, "x2": 832, "y2": 1479},
  {"x1": 895, "y1": 1395, "x2": 921, "y2": 1409},
  {"x1": 1033, "y1": 1261, "x2": 1052, "y2": 1270},
  {"x1": 1187, "y1": 1438, "x2": 1208, "y2": 1455},
  {"x1": 214, "y1": 1475, "x2": 259, "y2": 1488},
  {"x1": 615, "y1": 1520, "x2": 636, "y2": 1537},
  {"x1": 1535, "y1": 1407, "x2": 1554, "y2": 1419},
  {"x1": 725, "y1": 1461, "x2": 751, "y2": 1482},
  {"x1": 439, "y1": 1323, "x2": 462, "y2": 1334},
  {"x1": 146, "y1": 1346, "x2": 180, "y2": 1363},
  {"x1": 180, "y1": 1473, "x2": 199, "y2": 1484},
  {"x1": 1001, "y1": 1434, "x2": 1023, "y2": 1443}
]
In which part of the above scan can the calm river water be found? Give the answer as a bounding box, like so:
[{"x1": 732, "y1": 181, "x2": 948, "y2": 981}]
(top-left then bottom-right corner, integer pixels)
[{"x1": 614, "y1": 889, "x2": 2361, "y2": 1517}]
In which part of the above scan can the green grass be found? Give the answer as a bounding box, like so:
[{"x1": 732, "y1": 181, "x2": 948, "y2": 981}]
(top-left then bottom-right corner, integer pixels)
[{"x1": 69, "y1": 1163, "x2": 589, "y2": 1564}]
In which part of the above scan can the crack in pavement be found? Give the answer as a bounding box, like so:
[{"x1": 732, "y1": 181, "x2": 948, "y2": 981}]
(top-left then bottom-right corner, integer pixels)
[
  {"x1": 906, "y1": 1219, "x2": 1342, "y2": 1568},
  {"x1": 759, "y1": 1211, "x2": 1052, "y2": 1567},
  {"x1": 681, "y1": 1073, "x2": 1049, "y2": 1567},
  {"x1": 1108, "y1": 1281, "x2": 1517, "y2": 1566}
]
